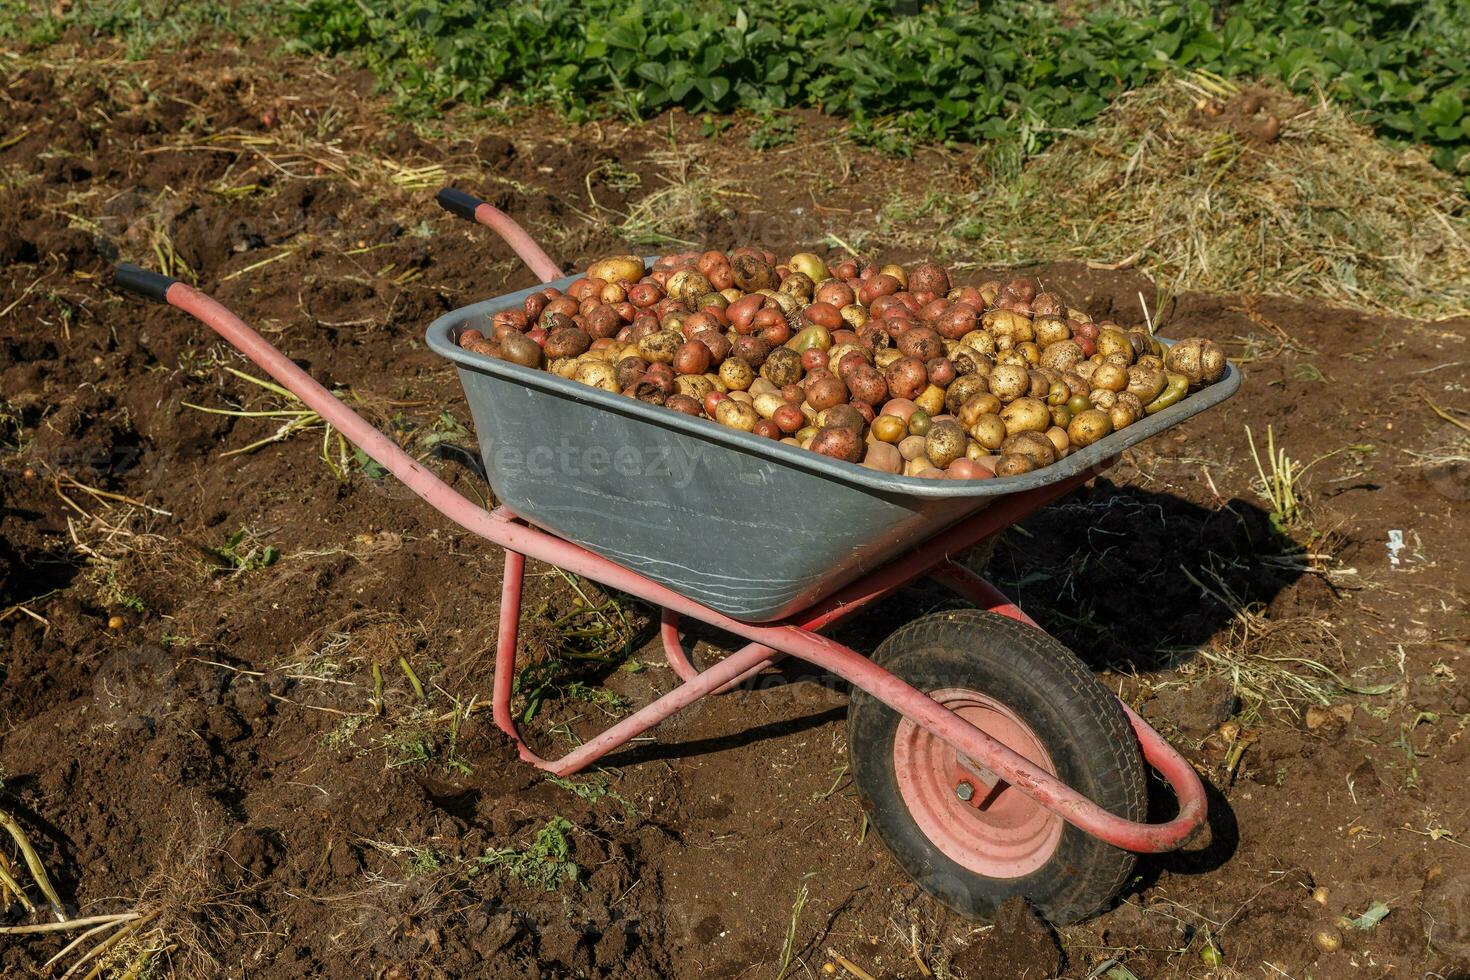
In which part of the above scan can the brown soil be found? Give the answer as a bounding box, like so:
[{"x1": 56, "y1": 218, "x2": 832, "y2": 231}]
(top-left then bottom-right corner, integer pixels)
[{"x1": 2, "y1": 35, "x2": 1468, "y2": 980}]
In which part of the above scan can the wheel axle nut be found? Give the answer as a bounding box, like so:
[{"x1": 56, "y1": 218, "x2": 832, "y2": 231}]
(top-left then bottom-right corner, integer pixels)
[{"x1": 955, "y1": 781, "x2": 975, "y2": 802}]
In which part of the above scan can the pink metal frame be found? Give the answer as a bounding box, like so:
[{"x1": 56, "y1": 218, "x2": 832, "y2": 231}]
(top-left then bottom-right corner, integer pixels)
[{"x1": 139, "y1": 206, "x2": 1207, "y2": 856}]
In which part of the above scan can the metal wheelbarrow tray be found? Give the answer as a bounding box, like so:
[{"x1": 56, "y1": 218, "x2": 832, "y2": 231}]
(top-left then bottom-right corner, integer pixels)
[
  {"x1": 426, "y1": 274, "x2": 1239, "y2": 622},
  {"x1": 111, "y1": 185, "x2": 1234, "y2": 924}
]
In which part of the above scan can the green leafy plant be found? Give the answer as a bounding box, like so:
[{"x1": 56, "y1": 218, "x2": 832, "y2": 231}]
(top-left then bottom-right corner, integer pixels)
[
  {"x1": 473, "y1": 817, "x2": 580, "y2": 891},
  {"x1": 277, "y1": 0, "x2": 1470, "y2": 189},
  {"x1": 209, "y1": 528, "x2": 281, "y2": 574}
]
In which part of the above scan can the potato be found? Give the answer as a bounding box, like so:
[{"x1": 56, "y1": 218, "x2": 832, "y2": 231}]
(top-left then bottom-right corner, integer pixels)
[
  {"x1": 715, "y1": 399, "x2": 759, "y2": 432},
  {"x1": 761, "y1": 347, "x2": 804, "y2": 387},
  {"x1": 719, "y1": 357, "x2": 755, "y2": 391},
  {"x1": 788, "y1": 252, "x2": 830, "y2": 283},
  {"x1": 840, "y1": 303, "x2": 869, "y2": 329},
  {"x1": 968, "y1": 413, "x2": 1007, "y2": 451},
  {"x1": 957, "y1": 391, "x2": 1001, "y2": 428},
  {"x1": 574, "y1": 360, "x2": 620, "y2": 392},
  {"x1": 637, "y1": 330, "x2": 682, "y2": 365},
  {"x1": 994, "y1": 453, "x2": 1035, "y2": 477},
  {"x1": 1096, "y1": 327, "x2": 1135, "y2": 364},
  {"x1": 1091, "y1": 362, "x2": 1128, "y2": 392},
  {"x1": 914, "y1": 384, "x2": 947, "y2": 417},
  {"x1": 809, "y1": 425, "x2": 863, "y2": 462},
  {"x1": 497, "y1": 332, "x2": 543, "y2": 368},
  {"x1": 1033, "y1": 317, "x2": 1071, "y2": 348},
  {"x1": 588, "y1": 255, "x2": 645, "y2": 284},
  {"x1": 925, "y1": 420, "x2": 969, "y2": 468},
  {"x1": 1126, "y1": 362, "x2": 1167, "y2": 403},
  {"x1": 1000, "y1": 397, "x2": 1050, "y2": 435},
  {"x1": 988, "y1": 364, "x2": 1031, "y2": 402},
  {"x1": 1044, "y1": 425, "x2": 1070, "y2": 459},
  {"x1": 666, "y1": 268, "x2": 712, "y2": 308},
  {"x1": 903, "y1": 455, "x2": 938, "y2": 477},
  {"x1": 898, "y1": 434, "x2": 929, "y2": 461},
  {"x1": 861, "y1": 441, "x2": 903, "y2": 474},
  {"x1": 1164, "y1": 337, "x2": 1226, "y2": 386},
  {"x1": 1110, "y1": 391, "x2": 1144, "y2": 430},
  {"x1": 1067, "y1": 408, "x2": 1113, "y2": 447},
  {"x1": 1001, "y1": 431, "x2": 1056, "y2": 467},
  {"x1": 982, "y1": 309, "x2": 1034, "y2": 344},
  {"x1": 780, "y1": 271, "x2": 816, "y2": 302},
  {"x1": 1040, "y1": 340, "x2": 1085, "y2": 374},
  {"x1": 675, "y1": 374, "x2": 715, "y2": 403},
  {"x1": 958, "y1": 329, "x2": 997, "y2": 359}
]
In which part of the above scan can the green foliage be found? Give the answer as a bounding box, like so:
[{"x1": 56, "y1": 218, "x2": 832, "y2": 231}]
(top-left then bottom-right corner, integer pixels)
[
  {"x1": 209, "y1": 528, "x2": 281, "y2": 574},
  {"x1": 1, "y1": 1, "x2": 284, "y2": 58},
  {"x1": 748, "y1": 114, "x2": 797, "y2": 149},
  {"x1": 283, "y1": 0, "x2": 1470, "y2": 185},
  {"x1": 474, "y1": 817, "x2": 580, "y2": 891}
]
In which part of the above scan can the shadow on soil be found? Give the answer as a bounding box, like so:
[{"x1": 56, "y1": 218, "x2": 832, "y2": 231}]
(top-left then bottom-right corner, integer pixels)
[{"x1": 585, "y1": 481, "x2": 1311, "y2": 896}]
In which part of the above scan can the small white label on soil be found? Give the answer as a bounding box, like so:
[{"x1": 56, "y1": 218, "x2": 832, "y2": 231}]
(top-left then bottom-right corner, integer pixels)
[{"x1": 1387, "y1": 529, "x2": 1405, "y2": 566}]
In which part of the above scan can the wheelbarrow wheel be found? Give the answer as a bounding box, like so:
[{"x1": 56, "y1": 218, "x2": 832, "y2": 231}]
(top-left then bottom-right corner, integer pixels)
[{"x1": 847, "y1": 609, "x2": 1145, "y2": 924}]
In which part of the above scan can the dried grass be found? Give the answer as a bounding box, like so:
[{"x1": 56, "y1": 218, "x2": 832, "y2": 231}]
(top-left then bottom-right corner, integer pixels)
[{"x1": 892, "y1": 74, "x2": 1470, "y2": 319}]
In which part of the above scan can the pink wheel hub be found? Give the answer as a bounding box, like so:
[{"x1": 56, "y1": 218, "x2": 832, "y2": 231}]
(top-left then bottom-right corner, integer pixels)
[{"x1": 893, "y1": 688, "x2": 1063, "y2": 878}]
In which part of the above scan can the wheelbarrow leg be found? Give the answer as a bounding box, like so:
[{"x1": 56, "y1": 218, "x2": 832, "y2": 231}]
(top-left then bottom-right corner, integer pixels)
[{"x1": 492, "y1": 549, "x2": 533, "y2": 759}]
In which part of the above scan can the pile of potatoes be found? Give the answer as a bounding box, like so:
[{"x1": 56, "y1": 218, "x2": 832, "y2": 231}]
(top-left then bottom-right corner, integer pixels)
[{"x1": 458, "y1": 250, "x2": 1227, "y2": 479}]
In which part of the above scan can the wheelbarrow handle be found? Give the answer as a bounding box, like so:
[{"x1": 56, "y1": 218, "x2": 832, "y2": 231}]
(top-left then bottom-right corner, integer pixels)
[
  {"x1": 435, "y1": 185, "x2": 563, "y2": 285},
  {"x1": 114, "y1": 263, "x2": 179, "y2": 304}
]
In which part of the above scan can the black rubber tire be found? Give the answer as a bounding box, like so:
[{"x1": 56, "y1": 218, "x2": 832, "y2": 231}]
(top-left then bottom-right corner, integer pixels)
[{"x1": 847, "y1": 609, "x2": 1145, "y2": 924}]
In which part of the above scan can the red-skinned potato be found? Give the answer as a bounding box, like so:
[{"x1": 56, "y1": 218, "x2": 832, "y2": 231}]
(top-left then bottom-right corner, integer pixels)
[
  {"x1": 858, "y1": 273, "x2": 902, "y2": 306},
  {"x1": 673, "y1": 340, "x2": 712, "y2": 376},
  {"x1": 810, "y1": 426, "x2": 864, "y2": 463},
  {"x1": 803, "y1": 301, "x2": 842, "y2": 329},
  {"x1": 896, "y1": 326, "x2": 944, "y2": 361},
  {"x1": 926, "y1": 357, "x2": 956, "y2": 388},
  {"x1": 862, "y1": 441, "x2": 903, "y2": 474},
  {"x1": 731, "y1": 335, "x2": 771, "y2": 368},
  {"x1": 665, "y1": 393, "x2": 702, "y2": 416},
  {"x1": 932, "y1": 305, "x2": 977, "y2": 340},
  {"x1": 691, "y1": 329, "x2": 731, "y2": 363},
  {"x1": 846, "y1": 366, "x2": 888, "y2": 406},
  {"x1": 909, "y1": 262, "x2": 950, "y2": 296},
  {"x1": 772, "y1": 404, "x2": 804, "y2": 434},
  {"x1": 946, "y1": 457, "x2": 992, "y2": 480},
  {"x1": 884, "y1": 356, "x2": 928, "y2": 401}
]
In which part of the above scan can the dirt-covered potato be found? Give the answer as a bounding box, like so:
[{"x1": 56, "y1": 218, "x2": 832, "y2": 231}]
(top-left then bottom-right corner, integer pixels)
[
  {"x1": 574, "y1": 360, "x2": 620, "y2": 392},
  {"x1": 987, "y1": 364, "x2": 1030, "y2": 402},
  {"x1": 995, "y1": 453, "x2": 1035, "y2": 477},
  {"x1": 1001, "y1": 431, "x2": 1057, "y2": 467},
  {"x1": 1164, "y1": 337, "x2": 1227, "y2": 386},
  {"x1": 1125, "y1": 362, "x2": 1167, "y2": 403},
  {"x1": 967, "y1": 413, "x2": 1008, "y2": 450},
  {"x1": 1000, "y1": 397, "x2": 1050, "y2": 435},
  {"x1": 1067, "y1": 408, "x2": 1113, "y2": 447},
  {"x1": 924, "y1": 420, "x2": 968, "y2": 468}
]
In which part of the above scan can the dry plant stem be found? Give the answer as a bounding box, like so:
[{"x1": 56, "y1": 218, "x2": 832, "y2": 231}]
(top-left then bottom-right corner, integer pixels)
[
  {"x1": 0, "y1": 808, "x2": 65, "y2": 920},
  {"x1": 0, "y1": 849, "x2": 35, "y2": 915},
  {"x1": 827, "y1": 949, "x2": 879, "y2": 980},
  {"x1": 2, "y1": 913, "x2": 139, "y2": 937},
  {"x1": 41, "y1": 917, "x2": 142, "y2": 971},
  {"x1": 62, "y1": 911, "x2": 158, "y2": 980},
  {"x1": 1424, "y1": 394, "x2": 1470, "y2": 435}
]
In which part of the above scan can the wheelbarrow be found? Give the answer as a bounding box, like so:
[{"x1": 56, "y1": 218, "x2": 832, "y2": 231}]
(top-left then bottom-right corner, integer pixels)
[{"x1": 111, "y1": 186, "x2": 1237, "y2": 924}]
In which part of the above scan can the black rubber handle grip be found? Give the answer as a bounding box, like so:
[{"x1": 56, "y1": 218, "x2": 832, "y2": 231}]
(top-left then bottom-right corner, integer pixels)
[
  {"x1": 436, "y1": 187, "x2": 484, "y2": 222},
  {"x1": 113, "y1": 263, "x2": 178, "y2": 303}
]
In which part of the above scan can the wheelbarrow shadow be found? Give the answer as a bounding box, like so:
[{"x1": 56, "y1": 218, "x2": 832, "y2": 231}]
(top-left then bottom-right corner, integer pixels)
[{"x1": 616, "y1": 480, "x2": 1319, "y2": 883}]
